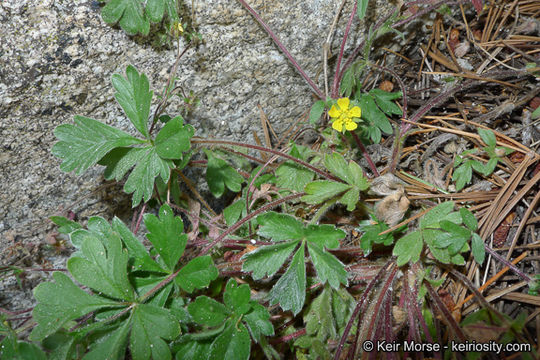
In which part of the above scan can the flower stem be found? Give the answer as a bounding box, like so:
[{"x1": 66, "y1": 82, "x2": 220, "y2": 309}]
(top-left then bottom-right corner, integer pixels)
[
  {"x1": 351, "y1": 131, "x2": 379, "y2": 176},
  {"x1": 331, "y1": 0, "x2": 357, "y2": 98}
]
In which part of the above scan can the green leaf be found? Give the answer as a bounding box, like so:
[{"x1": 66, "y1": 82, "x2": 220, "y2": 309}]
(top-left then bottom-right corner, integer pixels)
[
  {"x1": 67, "y1": 229, "x2": 134, "y2": 301},
  {"x1": 49, "y1": 216, "x2": 83, "y2": 234},
  {"x1": 111, "y1": 217, "x2": 164, "y2": 273},
  {"x1": 224, "y1": 279, "x2": 251, "y2": 315},
  {"x1": 302, "y1": 180, "x2": 351, "y2": 204},
  {"x1": 102, "y1": 0, "x2": 150, "y2": 35},
  {"x1": 309, "y1": 100, "x2": 326, "y2": 125},
  {"x1": 304, "y1": 286, "x2": 335, "y2": 338},
  {"x1": 393, "y1": 231, "x2": 423, "y2": 266},
  {"x1": 304, "y1": 224, "x2": 345, "y2": 249},
  {"x1": 307, "y1": 242, "x2": 348, "y2": 289},
  {"x1": 173, "y1": 338, "x2": 212, "y2": 360},
  {"x1": 357, "y1": 0, "x2": 369, "y2": 19},
  {"x1": 52, "y1": 115, "x2": 143, "y2": 175},
  {"x1": 451, "y1": 253, "x2": 465, "y2": 265},
  {"x1": 130, "y1": 304, "x2": 180, "y2": 360},
  {"x1": 209, "y1": 320, "x2": 250, "y2": 360},
  {"x1": 242, "y1": 241, "x2": 299, "y2": 280},
  {"x1": 359, "y1": 93, "x2": 393, "y2": 135},
  {"x1": 369, "y1": 89, "x2": 403, "y2": 116},
  {"x1": 532, "y1": 104, "x2": 540, "y2": 119},
  {"x1": 188, "y1": 296, "x2": 230, "y2": 327},
  {"x1": 339, "y1": 68, "x2": 355, "y2": 97},
  {"x1": 362, "y1": 124, "x2": 381, "y2": 143},
  {"x1": 440, "y1": 220, "x2": 471, "y2": 254},
  {"x1": 83, "y1": 321, "x2": 130, "y2": 360},
  {"x1": 223, "y1": 200, "x2": 245, "y2": 226},
  {"x1": 471, "y1": 233, "x2": 485, "y2": 265},
  {"x1": 146, "y1": 0, "x2": 165, "y2": 23},
  {"x1": 155, "y1": 116, "x2": 194, "y2": 159},
  {"x1": 428, "y1": 244, "x2": 451, "y2": 264},
  {"x1": 368, "y1": 89, "x2": 403, "y2": 101},
  {"x1": 257, "y1": 212, "x2": 304, "y2": 241},
  {"x1": 30, "y1": 272, "x2": 120, "y2": 341},
  {"x1": 111, "y1": 66, "x2": 153, "y2": 138},
  {"x1": 358, "y1": 219, "x2": 394, "y2": 255},
  {"x1": 348, "y1": 160, "x2": 370, "y2": 190},
  {"x1": 124, "y1": 147, "x2": 174, "y2": 207},
  {"x1": 453, "y1": 162, "x2": 472, "y2": 191},
  {"x1": 0, "y1": 338, "x2": 47, "y2": 360},
  {"x1": 269, "y1": 246, "x2": 306, "y2": 315},
  {"x1": 175, "y1": 256, "x2": 219, "y2": 293},
  {"x1": 483, "y1": 157, "x2": 498, "y2": 175},
  {"x1": 340, "y1": 187, "x2": 360, "y2": 211},
  {"x1": 478, "y1": 128, "x2": 496, "y2": 147},
  {"x1": 243, "y1": 302, "x2": 274, "y2": 343},
  {"x1": 460, "y1": 208, "x2": 478, "y2": 231},
  {"x1": 421, "y1": 201, "x2": 455, "y2": 229},
  {"x1": 275, "y1": 145, "x2": 315, "y2": 192},
  {"x1": 324, "y1": 152, "x2": 352, "y2": 184},
  {"x1": 205, "y1": 150, "x2": 244, "y2": 198},
  {"x1": 144, "y1": 204, "x2": 186, "y2": 271}
]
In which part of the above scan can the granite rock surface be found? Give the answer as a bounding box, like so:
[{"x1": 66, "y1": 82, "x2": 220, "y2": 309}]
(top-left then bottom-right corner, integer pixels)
[{"x1": 0, "y1": 0, "x2": 394, "y2": 309}]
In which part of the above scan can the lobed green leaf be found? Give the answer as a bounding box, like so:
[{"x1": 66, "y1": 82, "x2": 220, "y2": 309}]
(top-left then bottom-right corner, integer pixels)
[
  {"x1": 111, "y1": 65, "x2": 153, "y2": 138},
  {"x1": 144, "y1": 204, "x2": 186, "y2": 272},
  {"x1": 52, "y1": 115, "x2": 143, "y2": 175}
]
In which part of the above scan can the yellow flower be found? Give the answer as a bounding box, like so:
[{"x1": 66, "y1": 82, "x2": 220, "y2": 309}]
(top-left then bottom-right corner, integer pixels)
[
  {"x1": 172, "y1": 22, "x2": 184, "y2": 36},
  {"x1": 329, "y1": 98, "x2": 361, "y2": 133}
]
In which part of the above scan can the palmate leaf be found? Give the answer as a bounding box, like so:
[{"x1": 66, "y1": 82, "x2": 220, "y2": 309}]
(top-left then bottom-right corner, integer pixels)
[
  {"x1": 359, "y1": 93, "x2": 393, "y2": 136},
  {"x1": 32, "y1": 211, "x2": 218, "y2": 359},
  {"x1": 52, "y1": 115, "x2": 144, "y2": 175},
  {"x1": 111, "y1": 217, "x2": 165, "y2": 273},
  {"x1": 30, "y1": 272, "x2": 121, "y2": 342},
  {"x1": 245, "y1": 212, "x2": 346, "y2": 313},
  {"x1": 185, "y1": 279, "x2": 273, "y2": 359},
  {"x1": 303, "y1": 152, "x2": 368, "y2": 210},
  {"x1": 99, "y1": 146, "x2": 173, "y2": 207},
  {"x1": 295, "y1": 286, "x2": 355, "y2": 357},
  {"x1": 67, "y1": 226, "x2": 135, "y2": 301}
]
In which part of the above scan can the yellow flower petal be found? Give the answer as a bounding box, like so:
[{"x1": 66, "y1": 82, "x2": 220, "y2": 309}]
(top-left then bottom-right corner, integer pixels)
[
  {"x1": 349, "y1": 106, "x2": 361, "y2": 118},
  {"x1": 336, "y1": 98, "x2": 350, "y2": 110},
  {"x1": 345, "y1": 120, "x2": 358, "y2": 131},
  {"x1": 332, "y1": 119, "x2": 344, "y2": 132},
  {"x1": 328, "y1": 105, "x2": 340, "y2": 118}
]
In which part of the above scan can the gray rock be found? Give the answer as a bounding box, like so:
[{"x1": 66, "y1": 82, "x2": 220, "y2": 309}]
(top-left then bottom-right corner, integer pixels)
[{"x1": 0, "y1": 0, "x2": 394, "y2": 310}]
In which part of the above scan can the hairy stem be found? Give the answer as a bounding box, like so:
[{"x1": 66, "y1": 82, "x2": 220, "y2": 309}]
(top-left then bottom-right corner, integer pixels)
[
  {"x1": 235, "y1": 0, "x2": 324, "y2": 98},
  {"x1": 331, "y1": 0, "x2": 358, "y2": 98}
]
